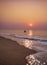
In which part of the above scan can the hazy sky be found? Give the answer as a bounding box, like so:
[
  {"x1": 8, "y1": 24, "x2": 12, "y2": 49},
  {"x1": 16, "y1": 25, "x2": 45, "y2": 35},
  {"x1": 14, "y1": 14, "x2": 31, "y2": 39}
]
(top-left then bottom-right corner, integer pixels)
[{"x1": 0, "y1": 0, "x2": 47, "y2": 30}]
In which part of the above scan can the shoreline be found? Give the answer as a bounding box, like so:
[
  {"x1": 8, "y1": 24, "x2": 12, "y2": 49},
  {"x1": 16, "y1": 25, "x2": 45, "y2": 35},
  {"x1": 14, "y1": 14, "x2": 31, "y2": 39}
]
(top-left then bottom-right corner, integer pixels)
[{"x1": 0, "y1": 36, "x2": 37, "y2": 65}]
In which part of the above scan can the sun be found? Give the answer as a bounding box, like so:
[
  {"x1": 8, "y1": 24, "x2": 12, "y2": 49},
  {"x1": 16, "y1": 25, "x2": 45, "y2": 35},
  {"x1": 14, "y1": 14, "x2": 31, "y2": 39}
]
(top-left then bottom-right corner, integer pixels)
[{"x1": 29, "y1": 23, "x2": 33, "y2": 26}]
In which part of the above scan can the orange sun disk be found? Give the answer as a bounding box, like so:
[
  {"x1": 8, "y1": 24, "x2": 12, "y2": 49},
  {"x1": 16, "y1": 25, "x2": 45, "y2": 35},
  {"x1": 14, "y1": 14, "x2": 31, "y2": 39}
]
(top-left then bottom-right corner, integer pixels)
[{"x1": 29, "y1": 24, "x2": 33, "y2": 26}]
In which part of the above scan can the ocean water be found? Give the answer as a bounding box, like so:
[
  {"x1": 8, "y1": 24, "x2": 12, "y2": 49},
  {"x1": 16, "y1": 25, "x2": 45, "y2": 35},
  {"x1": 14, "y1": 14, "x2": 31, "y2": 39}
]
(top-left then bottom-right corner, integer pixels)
[{"x1": 0, "y1": 30, "x2": 47, "y2": 65}]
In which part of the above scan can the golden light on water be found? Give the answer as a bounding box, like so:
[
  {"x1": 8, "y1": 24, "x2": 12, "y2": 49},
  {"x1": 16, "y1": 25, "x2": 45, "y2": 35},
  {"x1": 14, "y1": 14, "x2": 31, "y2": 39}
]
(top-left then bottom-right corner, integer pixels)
[
  {"x1": 24, "y1": 40, "x2": 32, "y2": 48},
  {"x1": 23, "y1": 30, "x2": 33, "y2": 49},
  {"x1": 28, "y1": 30, "x2": 32, "y2": 37}
]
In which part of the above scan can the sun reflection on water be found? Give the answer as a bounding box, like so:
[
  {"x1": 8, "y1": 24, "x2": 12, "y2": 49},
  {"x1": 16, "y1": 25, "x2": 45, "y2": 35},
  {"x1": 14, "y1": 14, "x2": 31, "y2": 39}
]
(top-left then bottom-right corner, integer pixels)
[
  {"x1": 23, "y1": 30, "x2": 33, "y2": 49},
  {"x1": 24, "y1": 30, "x2": 47, "y2": 65},
  {"x1": 23, "y1": 40, "x2": 32, "y2": 49},
  {"x1": 28, "y1": 30, "x2": 32, "y2": 37}
]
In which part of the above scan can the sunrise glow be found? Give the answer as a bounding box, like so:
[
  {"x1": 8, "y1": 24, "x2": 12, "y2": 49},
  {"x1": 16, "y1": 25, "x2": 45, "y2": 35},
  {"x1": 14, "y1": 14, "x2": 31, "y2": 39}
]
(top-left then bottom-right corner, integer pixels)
[
  {"x1": 29, "y1": 24, "x2": 33, "y2": 27},
  {"x1": 0, "y1": 0, "x2": 47, "y2": 30}
]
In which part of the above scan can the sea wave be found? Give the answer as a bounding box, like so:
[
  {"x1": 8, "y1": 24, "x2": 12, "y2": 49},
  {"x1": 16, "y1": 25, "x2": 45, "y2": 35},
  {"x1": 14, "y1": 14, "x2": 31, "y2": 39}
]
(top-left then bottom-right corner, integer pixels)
[{"x1": 0, "y1": 33, "x2": 47, "y2": 43}]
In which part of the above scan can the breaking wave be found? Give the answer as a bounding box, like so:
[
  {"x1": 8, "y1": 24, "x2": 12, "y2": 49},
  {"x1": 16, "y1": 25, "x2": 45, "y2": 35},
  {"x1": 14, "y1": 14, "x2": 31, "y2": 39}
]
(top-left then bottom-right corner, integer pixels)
[{"x1": 0, "y1": 33, "x2": 47, "y2": 43}]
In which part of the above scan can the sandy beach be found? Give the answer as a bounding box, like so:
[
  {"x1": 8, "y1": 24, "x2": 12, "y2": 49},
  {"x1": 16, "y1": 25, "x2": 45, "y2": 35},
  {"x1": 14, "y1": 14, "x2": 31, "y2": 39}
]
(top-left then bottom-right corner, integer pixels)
[{"x1": 0, "y1": 36, "x2": 37, "y2": 65}]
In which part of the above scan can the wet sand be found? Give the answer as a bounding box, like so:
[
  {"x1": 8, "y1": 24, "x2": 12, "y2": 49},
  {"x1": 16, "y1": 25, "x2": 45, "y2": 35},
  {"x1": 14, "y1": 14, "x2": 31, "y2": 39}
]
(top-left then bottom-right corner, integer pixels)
[{"x1": 0, "y1": 36, "x2": 37, "y2": 65}]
